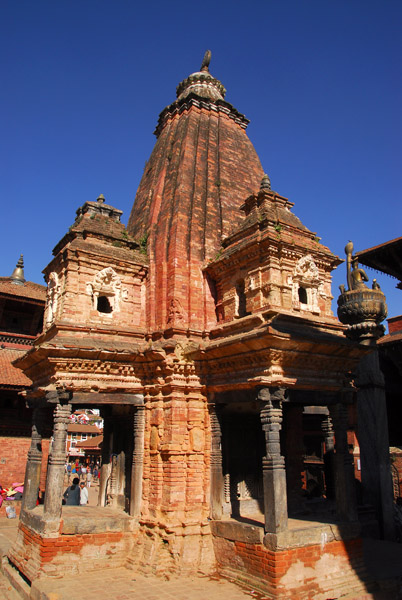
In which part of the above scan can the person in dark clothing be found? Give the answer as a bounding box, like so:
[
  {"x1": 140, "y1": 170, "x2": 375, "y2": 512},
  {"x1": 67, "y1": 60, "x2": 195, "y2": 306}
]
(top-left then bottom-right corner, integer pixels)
[{"x1": 63, "y1": 477, "x2": 80, "y2": 505}]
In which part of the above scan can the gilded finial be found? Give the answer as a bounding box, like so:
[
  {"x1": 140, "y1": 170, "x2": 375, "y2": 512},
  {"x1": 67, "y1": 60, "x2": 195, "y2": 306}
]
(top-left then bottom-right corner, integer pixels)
[
  {"x1": 97, "y1": 194, "x2": 105, "y2": 204},
  {"x1": 10, "y1": 254, "x2": 25, "y2": 284},
  {"x1": 260, "y1": 174, "x2": 271, "y2": 190},
  {"x1": 200, "y1": 50, "x2": 211, "y2": 72}
]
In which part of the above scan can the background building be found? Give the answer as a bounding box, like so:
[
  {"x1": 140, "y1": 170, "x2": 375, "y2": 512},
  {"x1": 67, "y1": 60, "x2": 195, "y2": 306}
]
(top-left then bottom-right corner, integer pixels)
[{"x1": 0, "y1": 257, "x2": 49, "y2": 488}]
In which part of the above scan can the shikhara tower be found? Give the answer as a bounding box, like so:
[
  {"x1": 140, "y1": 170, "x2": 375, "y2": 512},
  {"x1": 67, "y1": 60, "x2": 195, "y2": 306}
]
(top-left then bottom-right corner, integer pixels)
[
  {"x1": 9, "y1": 54, "x2": 377, "y2": 599},
  {"x1": 127, "y1": 55, "x2": 264, "y2": 334}
]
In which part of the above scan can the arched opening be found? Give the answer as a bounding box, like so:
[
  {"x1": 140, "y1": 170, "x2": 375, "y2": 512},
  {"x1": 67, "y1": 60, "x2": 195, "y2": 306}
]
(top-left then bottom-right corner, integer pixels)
[
  {"x1": 298, "y1": 286, "x2": 308, "y2": 305},
  {"x1": 236, "y1": 280, "x2": 248, "y2": 318},
  {"x1": 97, "y1": 296, "x2": 113, "y2": 313}
]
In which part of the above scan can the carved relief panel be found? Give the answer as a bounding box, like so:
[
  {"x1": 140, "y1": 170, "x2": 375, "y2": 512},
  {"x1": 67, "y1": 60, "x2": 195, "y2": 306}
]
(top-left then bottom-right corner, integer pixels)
[{"x1": 289, "y1": 255, "x2": 323, "y2": 314}]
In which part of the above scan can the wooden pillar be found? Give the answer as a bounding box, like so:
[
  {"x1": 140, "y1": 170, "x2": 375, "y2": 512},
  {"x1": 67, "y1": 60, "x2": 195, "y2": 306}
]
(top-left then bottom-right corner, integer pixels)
[
  {"x1": 259, "y1": 387, "x2": 288, "y2": 533},
  {"x1": 130, "y1": 405, "x2": 145, "y2": 517},
  {"x1": 209, "y1": 402, "x2": 224, "y2": 520},
  {"x1": 329, "y1": 402, "x2": 358, "y2": 522},
  {"x1": 43, "y1": 401, "x2": 71, "y2": 520},
  {"x1": 21, "y1": 406, "x2": 45, "y2": 511}
]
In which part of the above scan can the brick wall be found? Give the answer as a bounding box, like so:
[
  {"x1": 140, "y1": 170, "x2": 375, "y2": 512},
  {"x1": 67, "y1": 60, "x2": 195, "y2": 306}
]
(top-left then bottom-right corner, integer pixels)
[
  {"x1": 9, "y1": 522, "x2": 136, "y2": 582},
  {"x1": 213, "y1": 536, "x2": 368, "y2": 600},
  {"x1": 0, "y1": 436, "x2": 30, "y2": 485},
  {"x1": 387, "y1": 315, "x2": 402, "y2": 334},
  {"x1": 0, "y1": 436, "x2": 49, "y2": 494}
]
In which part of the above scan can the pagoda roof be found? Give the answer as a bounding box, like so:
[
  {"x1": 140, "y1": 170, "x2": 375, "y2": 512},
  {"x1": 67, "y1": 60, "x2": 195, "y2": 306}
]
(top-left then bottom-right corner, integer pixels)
[
  {"x1": 0, "y1": 347, "x2": 32, "y2": 388},
  {"x1": 357, "y1": 237, "x2": 402, "y2": 283},
  {"x1": 0, "y1": 277, "x2": 46, "y2": 303}
]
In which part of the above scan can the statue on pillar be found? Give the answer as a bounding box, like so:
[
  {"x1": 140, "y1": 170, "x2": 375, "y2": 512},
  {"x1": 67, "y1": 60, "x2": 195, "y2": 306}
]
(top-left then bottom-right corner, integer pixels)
[{"x1": 337, "y1": 241, "x2": 387, "y2": 343}]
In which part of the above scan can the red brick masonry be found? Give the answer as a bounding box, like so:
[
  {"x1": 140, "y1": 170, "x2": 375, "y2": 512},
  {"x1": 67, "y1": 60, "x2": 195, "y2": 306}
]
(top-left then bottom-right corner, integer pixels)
[{"x1": 213, "y1": 535, "x2": 369, "y2": 600}]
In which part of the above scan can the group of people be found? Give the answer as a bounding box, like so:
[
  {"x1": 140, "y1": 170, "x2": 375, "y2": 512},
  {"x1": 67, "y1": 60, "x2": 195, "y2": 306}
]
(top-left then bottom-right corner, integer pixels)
[
  {"x1": 63, "y1": 461, "x2": 100, "y2": 506},
  {"x1": 63, "y1": 477, "x2": 88, "y2": 506}
]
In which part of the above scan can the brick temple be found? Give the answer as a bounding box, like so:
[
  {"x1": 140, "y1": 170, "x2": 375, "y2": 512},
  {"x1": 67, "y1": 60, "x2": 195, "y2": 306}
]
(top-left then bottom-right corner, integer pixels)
[{"x1": 7, "y1": 54, "x2": 382, "y2": 599}]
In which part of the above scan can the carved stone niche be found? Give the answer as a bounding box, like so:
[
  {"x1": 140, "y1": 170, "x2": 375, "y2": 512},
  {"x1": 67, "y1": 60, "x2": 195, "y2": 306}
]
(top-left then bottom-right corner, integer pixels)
[
  {"x1": 86, "y1": 267, "x2": 128, "y2": 316},
  {"x1": 45, "y1": 272, "x2": 61, "y2": 328},
  {"x1": 289, "y1": 255, "x2": 322, "y2": 314}
]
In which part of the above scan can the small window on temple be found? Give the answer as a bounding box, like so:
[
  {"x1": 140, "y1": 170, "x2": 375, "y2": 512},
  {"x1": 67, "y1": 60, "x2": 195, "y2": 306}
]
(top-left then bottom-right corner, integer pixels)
[
  {"x1": 298, "y1": 286, "x2": 308, "y2": 305},
  {"x1": 236, "y1": 280, "x2": 248, "y2": 318},
  {"x1": 97, "y1": 296, "x2": 112, "y2": 313}
]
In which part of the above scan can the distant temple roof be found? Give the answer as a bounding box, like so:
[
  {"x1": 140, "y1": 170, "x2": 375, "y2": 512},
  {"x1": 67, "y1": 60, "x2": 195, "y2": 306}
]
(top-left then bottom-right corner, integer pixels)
[{"x1": 0, "y1": 255, "x2": 46, "y2": 302}]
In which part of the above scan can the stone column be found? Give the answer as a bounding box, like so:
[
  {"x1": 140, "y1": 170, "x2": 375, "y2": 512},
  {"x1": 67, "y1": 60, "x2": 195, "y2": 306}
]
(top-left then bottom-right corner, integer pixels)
[
  {"x1": 329, "y1": 402, "x2": 358, "y2": 522},
  {"x1": 130, "y1": 405, "x2": 145, "y2": 517},
  {"x1": 337, "y1": 266, "x2": 394, "y2": 539},
  {"x1": 98, "y1": 408, "x2": 112, "y2": 507},
  {"x1": 356, "y1": 350, "x2": 395, "y2": 540},
  {"x1": 44, "y1": 401, "x2": 71, "y2": 520},
  {"x1": 209, "y1": 403, "x2": 224, "y2": 520},
  {"x1": 259, "y1": 387, "x2": 288, "y2": 533},
  {"x1": 322, "y1": 414, "x2": 335, "y2": 500},
  {"x1": 21, "y1": 406, "x2": 45, "y2": 511}
]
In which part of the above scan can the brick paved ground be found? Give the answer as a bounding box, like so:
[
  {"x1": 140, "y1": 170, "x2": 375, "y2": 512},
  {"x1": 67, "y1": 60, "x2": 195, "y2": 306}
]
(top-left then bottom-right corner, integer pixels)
[{"x1": 30, "y1": 569, "x2": 265, "y2": 600}]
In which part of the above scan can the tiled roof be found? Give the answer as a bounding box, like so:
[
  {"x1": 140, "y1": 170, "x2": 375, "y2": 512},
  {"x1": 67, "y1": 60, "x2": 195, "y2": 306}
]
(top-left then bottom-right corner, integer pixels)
[
  {"x1": 75, "y1": 434, "x2": 103, "y2": 448},
  {"x1": 0, "y1": 348, "x2": 32, "y2": 387},
  {"x1": 68, "y1": 423, "x2": 102, "y2": 434},
  {"x1": 0, "y1": 278, "x2": 46, "y2": 302}
]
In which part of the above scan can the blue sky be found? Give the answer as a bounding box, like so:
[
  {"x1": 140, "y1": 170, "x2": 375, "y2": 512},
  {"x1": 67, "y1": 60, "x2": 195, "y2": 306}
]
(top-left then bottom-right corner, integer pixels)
[{"x1": 1, "y1": 1, "x2": 401, "y2": 323}]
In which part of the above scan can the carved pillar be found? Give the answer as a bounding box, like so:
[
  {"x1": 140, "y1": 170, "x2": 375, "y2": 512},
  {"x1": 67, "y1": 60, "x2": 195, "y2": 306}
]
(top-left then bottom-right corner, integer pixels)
[
  {"x1": 44, "y1": 401, "x2": 71, "y2": 520},
  {"x1": 259, "y1": 387, "x2": 288, "y2": 533},
  {"x1": 130, "y1": 405, "x2": 145, "y2": 517},
  {"x1": 108, "y1": 454, "x2": 118, "y2": 506},
  {"x1": 322, "y1": 414, "x2": 335, "y2": 500},
  {"x1": 21, "y1": 406, "x2": 45, "y2": 511},
  {"x1": 98, "y1": 408, "x2": 112, "y2": 507},
  {"x1": 209, "y1": 402, "x2": 224, "y2": 520},
  {"x1": 329, "y1": 402, "x2": 358, "y2": 522}
]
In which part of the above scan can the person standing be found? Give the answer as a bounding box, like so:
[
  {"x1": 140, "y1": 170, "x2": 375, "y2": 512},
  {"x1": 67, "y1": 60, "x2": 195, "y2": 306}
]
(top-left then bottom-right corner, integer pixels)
[
  {"x1": 66, "y1": 462, "x2": 72, "y2": 483},
  {"x1": 79, "y1": 481, "x2": 89, "y2": 505},
  {"x1": 86, "y1": 470, "x2": 92, "y2": 488},
  {"x1": 63, "y1": 477, "x2": 80, "y2": 505}
]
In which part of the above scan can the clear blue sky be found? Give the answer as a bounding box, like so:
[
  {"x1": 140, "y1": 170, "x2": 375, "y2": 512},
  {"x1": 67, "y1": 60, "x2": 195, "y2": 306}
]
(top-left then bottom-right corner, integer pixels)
[{"x1": 1, "y1": 1, "x2": 401, "y2": 322}]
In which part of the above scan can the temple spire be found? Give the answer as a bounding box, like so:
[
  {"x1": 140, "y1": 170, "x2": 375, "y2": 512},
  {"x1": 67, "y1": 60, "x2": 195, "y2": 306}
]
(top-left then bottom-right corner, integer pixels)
[{"x1": 10, "y1": 254, "x2": 25, "y2": 284}]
